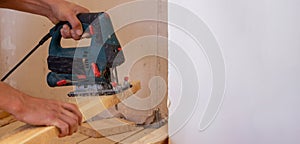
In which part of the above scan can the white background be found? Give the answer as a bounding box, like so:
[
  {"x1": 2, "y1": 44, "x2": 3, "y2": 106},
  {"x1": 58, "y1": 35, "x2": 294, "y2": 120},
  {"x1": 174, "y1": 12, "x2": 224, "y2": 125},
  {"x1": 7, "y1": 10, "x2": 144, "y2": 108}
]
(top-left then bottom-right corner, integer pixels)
[{"x1": 169, "y1": 0, "x2": 300, "y2": 143}]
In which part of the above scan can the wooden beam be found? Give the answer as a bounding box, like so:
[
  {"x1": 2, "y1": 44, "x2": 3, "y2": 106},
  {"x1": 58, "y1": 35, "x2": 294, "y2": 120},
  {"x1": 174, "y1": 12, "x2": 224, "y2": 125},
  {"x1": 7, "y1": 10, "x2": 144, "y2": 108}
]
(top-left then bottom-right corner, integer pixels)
[
  {"x1": 78, "y1": 137, "x2": 115, "y2": 144},
  {"x1": 0, "y1": 115, "x2": 17, "y2": 127},
  {"x1": 131, "y1": 124, "x2": 168, "y2": 144},
  {"x1": 0, "y1": 121, "x2": 167, "y2": 144},
  {"x1": 0, "y1": 110, "x2": 10, "y2": 119},
  {"x1": 0, "y1": 125, "x2": 59, "y2": 144},
  {"x1": 78, "y1": 127, "x2": 144, "y2": 144},
  {"x1": 77, "y1": 81, "x2": 141, "y2": 121},
  {"x1": 0, "y1": 81, "x2": 141, "y2": 144},
  {"x1": 51, "y1": 119, "x2": 144, "y2": 144},
  {"x1": 49, "y1": 132, "x2": 89, "y2": 144},
  {"x1": 106, "y1": 127, "x2": 144, "y2": 142},
  {"x1": 79, "y1": 118, "x2": 137, "y2": 138},
  {"x1": 79, "y1": 123, "x2": 168, "y2": 144},
  {"x1": 119, "y1": 128, "x2": 155, "y2": 144},
  {"x1": 0, "y1": 121, "x2": 25, "y2": 139},
  {"x1": 119, "y1": 123, "x2": 168, "y2": 144},
  {"x1": 51, "y1": 118, "x2": 138, "y2": 144},
  {"x1": 52, "y1": 119, "x2": 167, "y2": 144}
]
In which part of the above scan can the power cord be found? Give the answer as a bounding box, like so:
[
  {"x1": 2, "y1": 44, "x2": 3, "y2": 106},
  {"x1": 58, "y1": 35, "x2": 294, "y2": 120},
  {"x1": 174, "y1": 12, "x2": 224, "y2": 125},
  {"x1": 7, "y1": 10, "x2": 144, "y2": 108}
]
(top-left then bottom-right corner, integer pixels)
[{"x1": 1, "y1": 33, "x2": 52, "y2": 82}]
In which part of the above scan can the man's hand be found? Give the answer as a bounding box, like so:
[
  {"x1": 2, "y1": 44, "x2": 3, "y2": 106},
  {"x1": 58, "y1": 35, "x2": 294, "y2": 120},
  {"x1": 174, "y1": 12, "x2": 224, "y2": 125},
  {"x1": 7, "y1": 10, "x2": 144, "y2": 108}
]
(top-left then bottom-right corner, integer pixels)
[
  {"x1": 13, "y1": 95, "x2": 82, "y2": 137},
  {"x1": 0, "y1": 82, "x2": 82, "y2": 137},
  {"x1": 45, "y1": 0, "x2": 89, "y2": 40}
]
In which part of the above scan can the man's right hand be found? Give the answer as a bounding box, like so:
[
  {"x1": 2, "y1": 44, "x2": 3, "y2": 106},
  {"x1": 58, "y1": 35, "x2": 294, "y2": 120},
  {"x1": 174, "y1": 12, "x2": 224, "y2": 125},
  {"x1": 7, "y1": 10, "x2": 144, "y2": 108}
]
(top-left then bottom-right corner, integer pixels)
[
  {"x1": 0, "y1": 82, "x2": 82, "y2": 137},
  {"x1": 15, "y1": 95, "x2": 82, "y2": 137},
  {"x1": 44, "y1": 0, "x2": 89, "y2": 40}
]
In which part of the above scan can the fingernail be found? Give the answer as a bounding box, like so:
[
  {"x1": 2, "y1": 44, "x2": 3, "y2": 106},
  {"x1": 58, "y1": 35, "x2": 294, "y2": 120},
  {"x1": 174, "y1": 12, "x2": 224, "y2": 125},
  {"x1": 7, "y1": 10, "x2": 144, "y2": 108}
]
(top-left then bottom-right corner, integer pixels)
[
  {"x1": 63, "y1": 24, "x2": 68, "y2": 29},
  {"x1": 71, "y1": 30, "x2": 76, "y2": 37},
  {"x1": 76, "y1": 29, "x2": 82, "y2": 35},
  {"x1": 64, "y1": 28, "x2": 69, "y2": 33}
]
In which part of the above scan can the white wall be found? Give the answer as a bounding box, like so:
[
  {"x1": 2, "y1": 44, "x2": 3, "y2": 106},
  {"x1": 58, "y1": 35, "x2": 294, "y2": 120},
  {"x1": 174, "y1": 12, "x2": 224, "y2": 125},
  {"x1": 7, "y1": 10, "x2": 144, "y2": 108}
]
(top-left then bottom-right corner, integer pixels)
[{"x1": 169, "y1": 0, "x2": 300, "y2": 143}]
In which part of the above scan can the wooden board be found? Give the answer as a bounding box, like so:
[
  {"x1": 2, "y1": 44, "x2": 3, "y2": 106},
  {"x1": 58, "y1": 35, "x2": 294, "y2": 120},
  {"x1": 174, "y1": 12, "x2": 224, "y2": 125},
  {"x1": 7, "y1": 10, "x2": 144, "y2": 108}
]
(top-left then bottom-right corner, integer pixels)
[
  {"x1": 118, "y1": 124, "x2": 168, "y2": 144},
  {"x1": 63, "y1": 124, "x2": 168, "y2": 144},
  {"x1": 0, "y1": 115, "x2": 17, "y2": 127},
  {"x1": 0, "y1": 82, "x2": 140, "y2": 144},
  {"x1": 119, "y1": 128, "x2": 156, "y2": 144},
  {"x1": 78, "y1": 127, "x2": 144, "y2": 144},
  {"x1": 0, "y1": 110, "x2": 10, "y2": 119},
  {"x1": 49, "y1": 132, "x2": 89, "y2": 144},
  {"x1": 131, "y1": 124, "x2": 168, "y2": 144},
  {"x1": 50, "y1": 120, "x2": 144, "y2": 144},
  {"x1": 79, "y1": 118, "x2": 137, "y2": 138},
  {"x1": 76, "y1": 81, "x2": 141, "y2": 121},
  {"x1": 106, "y1": 127, "x2": 144, "y2": 142},
  {"x1": 0, "y1": 121, "x2": 26, "y2": 139},
  {"x1": 0, "y1": 125, "x2": 59, "y2": 144},
  {"x1": 0, "y1": 121, "x2": 168, "y2": 144}
]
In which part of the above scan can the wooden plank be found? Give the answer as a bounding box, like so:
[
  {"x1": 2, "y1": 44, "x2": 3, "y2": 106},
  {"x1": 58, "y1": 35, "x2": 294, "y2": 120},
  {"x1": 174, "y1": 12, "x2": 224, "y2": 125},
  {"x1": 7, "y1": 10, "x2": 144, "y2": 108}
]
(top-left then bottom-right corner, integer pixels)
[
  {"x1": 79, "y1": 127, "x2": 144, "y2": 144},
  {"x1": 107, "y1": 127, "x2": 144, "y2": 143},
  {"x1": 132, "y1": 124, "x2": 168, "y2": 144},
  {"x1": 118, "y1": 124, "x2": 168, "y2": 144},
  {"x1": 0, "y1": 117, "x2": 135, "y2": 143},
  {"x1": 79, "y1": 118, "x2": 137, "y2": 138},
  {"x1": 0, "y1": 125, "x2": 59, "y2": 144},
  {"x1": 119, "y1": 128, "x2": 156, "y2": 144},
  {"x1": 0, "y1": 82, "x2": 140, "y2": 144},
  {"x1": 0, "y1": 121, "x2": 84, "y2": 143},
  {"x1": 78, "y1": 137, "x2": 115, "y2": 144},
  {"x1": 0, "y1": 110, "x2": 10, "y2": 119},
  {"x1": 0, "y1": 120, "x2": 167, "y2": 144},
  {"x1": 77, "y1": 81, "x2": 141, "y2": 121},
  {"x1": 0, "y1": 121, "x2": 26, "y2": 139},
  {"x1": 49, "y1": 132, "x2": 89, "y2": 144},
  {"x1": 0, "y1": 115, "x2": 17, "y2": 127}
]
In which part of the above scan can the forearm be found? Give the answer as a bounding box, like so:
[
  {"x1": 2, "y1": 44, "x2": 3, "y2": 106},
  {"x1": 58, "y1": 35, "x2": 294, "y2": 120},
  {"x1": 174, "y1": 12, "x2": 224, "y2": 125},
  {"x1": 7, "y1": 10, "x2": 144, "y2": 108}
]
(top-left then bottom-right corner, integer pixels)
[
  {"x1": 1, "y1": 0, "x2": 89, "y2": 39},
  {"x1": 0, "y1": 82, "x2": 25, "y2": 115},
  {"x1": 0, "y1": 0, "x2": 57, "y2": 18}
]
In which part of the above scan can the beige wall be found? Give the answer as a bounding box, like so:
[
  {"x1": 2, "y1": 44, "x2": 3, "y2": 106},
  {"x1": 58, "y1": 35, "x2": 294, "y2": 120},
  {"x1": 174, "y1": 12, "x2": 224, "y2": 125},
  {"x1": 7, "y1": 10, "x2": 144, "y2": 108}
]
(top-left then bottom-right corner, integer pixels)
[{"x1": 0, "y1": 0, "x2": 167, "y2": 122}]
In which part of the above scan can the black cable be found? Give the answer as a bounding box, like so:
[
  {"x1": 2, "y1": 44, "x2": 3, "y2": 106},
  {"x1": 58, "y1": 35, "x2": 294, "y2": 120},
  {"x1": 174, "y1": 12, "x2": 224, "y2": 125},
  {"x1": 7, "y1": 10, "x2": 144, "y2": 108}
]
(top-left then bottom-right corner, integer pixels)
[{"x1": 1, "y1": 33, "x2": 52, "y2": 82}]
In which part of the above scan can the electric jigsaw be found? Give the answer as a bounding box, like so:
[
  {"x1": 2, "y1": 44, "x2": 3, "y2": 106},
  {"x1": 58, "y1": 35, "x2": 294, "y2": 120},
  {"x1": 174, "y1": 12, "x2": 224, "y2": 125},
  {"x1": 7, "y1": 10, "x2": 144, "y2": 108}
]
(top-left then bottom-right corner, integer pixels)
[
  {"x1": 0, "y1": 12, "x2": 166, "y2": 129},
  {"x1": 46, "y1": 12, "x2": 131, "y2": 97}
]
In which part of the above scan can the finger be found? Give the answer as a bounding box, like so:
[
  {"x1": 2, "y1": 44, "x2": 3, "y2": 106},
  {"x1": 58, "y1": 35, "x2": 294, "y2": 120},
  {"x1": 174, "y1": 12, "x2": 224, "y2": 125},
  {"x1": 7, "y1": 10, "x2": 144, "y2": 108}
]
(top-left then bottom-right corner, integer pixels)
[
  {"x1": 66, "y1": 6, "x2": 89, "y2": 40},
  {"x1": 62, "y1": 103, "x2": 83, "y2": 124},
  {"x1": 70, "y1": 30, "x2": 81, "y2": 40},
  {"x1": 66, "y1": 14, "x2": 83, "y2": 39},
  {"x1": 51, "y1": 119, "x2": 69, "y2": 137},
  {"x1": 60, "y1": 24, "x2": 72, "y2": 38},
  {"x1": 61, "y1": 108, "x2": 79, "y2": 128},
  {"x1": 59, "y1": 112, "x2": 78, "y2": 136}
]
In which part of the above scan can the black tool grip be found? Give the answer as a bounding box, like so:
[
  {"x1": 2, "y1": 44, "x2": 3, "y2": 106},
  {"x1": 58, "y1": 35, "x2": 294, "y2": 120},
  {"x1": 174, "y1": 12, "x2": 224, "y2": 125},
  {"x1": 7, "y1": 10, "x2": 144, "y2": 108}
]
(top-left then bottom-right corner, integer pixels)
[
  {"x1": 49, "y1": 12, "x2": 105, "y2": 52},
  {"x1": 77, "y1": 13, "x2": 102, "y2": 24},
  {"x1": 51, "y1": 12, "x2": 103, "y2": 33}
]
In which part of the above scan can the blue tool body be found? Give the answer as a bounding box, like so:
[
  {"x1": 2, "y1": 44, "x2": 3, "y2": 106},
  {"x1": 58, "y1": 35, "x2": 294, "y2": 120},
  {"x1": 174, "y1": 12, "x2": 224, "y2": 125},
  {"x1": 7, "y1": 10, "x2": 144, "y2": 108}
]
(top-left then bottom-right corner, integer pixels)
[{"x1": 46, "y1": 13, "x2": 129, "y2": 96}]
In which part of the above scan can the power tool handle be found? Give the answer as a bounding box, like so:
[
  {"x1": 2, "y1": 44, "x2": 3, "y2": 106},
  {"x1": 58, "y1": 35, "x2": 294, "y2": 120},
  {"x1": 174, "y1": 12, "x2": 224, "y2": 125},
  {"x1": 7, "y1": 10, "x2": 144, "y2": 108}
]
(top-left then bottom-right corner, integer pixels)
[
  {"x1": 51, "y1": 13, "x2": 101, "y2": 33},
  {"x1": 77, "y1": 13, "x2": 101, "y2": 24}
]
